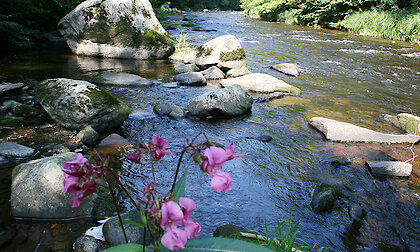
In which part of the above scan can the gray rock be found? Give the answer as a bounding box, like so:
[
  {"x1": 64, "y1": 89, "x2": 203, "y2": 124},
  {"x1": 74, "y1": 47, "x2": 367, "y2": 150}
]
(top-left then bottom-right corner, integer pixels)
[
  {"x1": 201, "y1": 66, "x2": 225, "y2": 80},
  {"x1": 226, "y1": 66, "x2": 251, "y2": 78},
  {"x1": 35, "y1": 78, "x2": 130, "y2": 132},
  {"x1": 11, "y1": 152, "x2": 96, "y2": 218},
  {"x1": 12, "y1": 104, "x2": 42, "y2": 118},
  {"x1": 153, "y1": 102, "x2": 185, "y2": 119},
  {"x1": 98, "y1": 134, "x2": 131, "y2": 147},
  {"x1": 174, "y1": 64, "x2": 199, "y2": 74},
  {"x1": 220, "y1": 73, "x2": 301, "y2": 95},
  {"x1": 3, "y1": 100, "x2": 22, "y2": 109},
  {"x1": 0, "y1": 83, "x2": 24, "y2": 93},
  {"x1": 366, "y1": 161, "x2": 412, "y2": 177},
  {"x1": 254, "y1": 92, "x2": 284, "y2": 103},
  {"x1": 348, "y1": 204, "x2": 367, "y2": 224},
  {"x1": 58, "y1": 0, "x2": 174, "y2": 59},
  {"x1": 173, "y1": 72, "x2": 206, "y2": 86},
  {"x1": 246, "y1": 135, "x2": 273, "y2": 142},
  {"x1": 103, "y1": 210, "x2": 153, "y2": 245},
  {"x1": 0, "y1": 142, "x2": 36, "y2": 158},
  {"x1": 73, "y1": 235, "x2": 104, "y2": 252},
  {"x1": 310, "y1": 183, "x2": 340, "y2": 213},
  {"x1": 213, "y1": 223, "x2": 248, "y2": 238},
  {"x1": 384, "y1": 113, "x2": 420, "y2": 135},
  {"x1": 77, "y1": 125, "x2": 100, "y2": 147},
  {"x1": 169, "y1": 47, "x2": 197, "y2": 63},
  {"x1": 188, "y1": 84, "x2": 253, "y2": 117},
  {"x1": 271, "y1": 63, "x2": 300, "y2": 77},
  {"x1": 95, "y1": 72, "x2": 152, "y2": 86},
  {"x1": 309, "y1": 117, "x2": 420, "y2": 144}
]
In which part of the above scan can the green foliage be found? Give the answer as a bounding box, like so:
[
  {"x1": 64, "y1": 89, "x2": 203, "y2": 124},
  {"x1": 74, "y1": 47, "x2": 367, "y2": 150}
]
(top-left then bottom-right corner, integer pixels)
[
  {"x1": 172, "y1": 168, "x2": 188, "y2": 200},
  {"x1": 103, "y1": 243, "x2": 144, "y2": 251},
  {"x1": 340, "y1": 8, "x2": 420, "y2": 42},
  {"x1": 160, "y1": 237, "x2": 275, "y2": 251}
]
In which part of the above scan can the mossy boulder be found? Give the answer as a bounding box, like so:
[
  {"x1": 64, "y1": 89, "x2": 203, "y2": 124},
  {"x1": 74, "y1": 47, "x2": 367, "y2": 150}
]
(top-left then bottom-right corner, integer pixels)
[
  {"x1": 0, "y1": 118, "x2": 25, "y2": 128},
  {"x1": 58, "y1": 0, "x2": 174, "y2": 59},
  {"x1": 12, "y1": 104, "x2": 42, "y2": 118},
  {"x1": 310, "y1": 183, "x2": 341, "y2": 213},
  {"x1": 34, "y1": 78, "x2": 130, "y2": 132},
  {"x1": 384, "y1": 113, "x2": 420, "y2": 135}
]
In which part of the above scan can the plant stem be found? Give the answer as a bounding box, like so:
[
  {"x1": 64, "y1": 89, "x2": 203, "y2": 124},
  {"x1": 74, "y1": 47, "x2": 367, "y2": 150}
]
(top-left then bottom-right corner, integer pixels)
[{"x1": 104, "y1": 174, "x2": 128, "y2": 243}]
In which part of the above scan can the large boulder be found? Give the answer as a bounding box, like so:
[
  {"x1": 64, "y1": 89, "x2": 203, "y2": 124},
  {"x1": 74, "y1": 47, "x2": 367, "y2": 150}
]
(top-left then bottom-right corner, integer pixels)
[
  {"x1": 93, "y1": 72, "x2": 152, "y2": 86},
  {"x1": 309, "y1": 117, "x2": 420, "y2": 144},
  {"x1": 35, "y1": 78, "x2": 130, "y2": 132},
  {"x1": 220, "y1": 73, "x2": 301, "y2": 95},
  {"x1": 384, "y1": 113, "x2": 420, "y2": 135},
  {"x1": 188, "y1": 84, "x2": 253, "y2": 117},
  {"x1": 58, "y1": 0, "x2": 174, "y2": 59},
  {"x1": 170, "y1": 35, "x2": 247, "y2": 73},
  {"x1": 11, "y1": 152, "x2": 95, "y2": 218}
]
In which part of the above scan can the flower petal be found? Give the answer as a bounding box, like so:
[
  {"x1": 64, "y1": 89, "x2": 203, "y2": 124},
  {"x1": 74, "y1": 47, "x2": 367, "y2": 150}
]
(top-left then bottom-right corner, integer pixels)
[
  {"x1": 210, "y1": 172, "x2": 232, "y2": 193},
  {"x1": 161, "y1": 228, "x2": 187, "y2": 251}
]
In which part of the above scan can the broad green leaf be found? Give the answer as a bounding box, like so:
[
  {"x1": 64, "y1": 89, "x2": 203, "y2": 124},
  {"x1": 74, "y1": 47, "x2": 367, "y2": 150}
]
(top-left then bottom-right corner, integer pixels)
[
  {"x1": 122, "y1": 218, "x2": 144, "y2": 228},
  {"x1": 103, "y1": 243, "x2": 144, "y2": 251},
  {"x1": 172, "y1": 168, "x2": 188, "y2": 200},
  {"x1": 180, "y1": 237, "x2": 274, "y2": 251}
]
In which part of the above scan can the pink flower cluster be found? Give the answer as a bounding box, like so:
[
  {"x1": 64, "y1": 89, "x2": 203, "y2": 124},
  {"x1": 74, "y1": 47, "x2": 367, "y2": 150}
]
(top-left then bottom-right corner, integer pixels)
[
  {"x1": 201, "y1": 144, "x2": 240, "y2": 193},
  {"x1": 125, "y1": 135, "x2": 172, "y2": 163},
  {"x1": 63, "y1": 153, "x2": 105, "y2": 208},
  {"x1": 160, "y1": 198, "x2": 201, "y2": 250}
]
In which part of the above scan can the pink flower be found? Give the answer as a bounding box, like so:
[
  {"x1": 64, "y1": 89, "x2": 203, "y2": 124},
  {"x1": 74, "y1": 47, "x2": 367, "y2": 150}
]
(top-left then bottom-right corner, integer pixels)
[
  {"x1": 210, "y1": 172, "x2": 232, "y2": 193},
  {"x1": 63, "y1": 173, "x2": 97, "y2": 207},
  {"x1": 63, "y1": 153, "x2": 87, "y2": 176},
  {"x1": 160, "y1": 201, "x2": 184, "y2": 231},
  {"x1": 125, "y1": 152, "x2": 141, "y2": 163},
  {"x1": 152, "y1": 135, "x2": 172, "y2": 161},
  {"x1": 179, "y1": 197, "x2": 195, "y2": 219},
  {"x1": 184, "y1": 219, "x2": 201, "y2": 239},
  {"x1": 201, "y1": 144, "x2": 239, "y2": 176},
  {"x1": 161, "y1": 227, "x2": 188, "y2": 251}
]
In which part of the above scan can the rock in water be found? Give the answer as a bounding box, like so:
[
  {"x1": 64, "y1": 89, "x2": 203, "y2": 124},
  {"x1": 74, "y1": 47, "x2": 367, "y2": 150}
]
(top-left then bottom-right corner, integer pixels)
[
  {"x1": 310, "y1": 183, "x2": 340, "y2": 213},
  {"x1": 93, "y1": 72, "x2": 152, "y2": 86},
  {"x1": 11, "y1": 153, "x2": 95, "y2": 218},
  {"x1": 34, "y1": 78, "x2": 130, "y2": 132},
  {"x1": 77, "y1": 125, "x2": 100, "y2": 147},
  {"x1": 0, "y1": 142, "x2": 36, "y2": 158},
  {"x1": 173, "y1": 72, "x2": 206, "y2": 86},
  {"x1": 309, "y1": 117, "x2": 420, "y2": 144},
  {"x1": 366, "y1": 161, "x2": 412, "y2": 177},
  {"x1": 271, "y1": 63, "x2": 300, "y2": 77},
  {"x1": 174, "y1": 64, "x2": 199, "y2": 74},
  {"x1": 0, "y1": 82, "x2": 24, "y2": 93},
  {"x1": 58, "y1": 0, "x2": 174, "y2": 59},
  {"x1": 384, "y1": 113, "x2": 420, "y2": 135},
  {"x1": 188, "y1": 84, "x2": 253, "y2": 117},
  {"x1": 220, "y1": 73, "x2": 301, "y2": 95},
  {"x1": 201, "y1": 66, "x2": 225, "y2": 80}
]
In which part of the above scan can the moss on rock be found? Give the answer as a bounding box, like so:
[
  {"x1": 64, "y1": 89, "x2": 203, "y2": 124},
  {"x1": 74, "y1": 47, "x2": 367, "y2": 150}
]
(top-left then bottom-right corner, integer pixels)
[
  {"x1": 0, "y1": 118, "x2": 25, "y2": 128},
  {"x1": 219, "y1": 48, "x2": 246, "y2": 62}
]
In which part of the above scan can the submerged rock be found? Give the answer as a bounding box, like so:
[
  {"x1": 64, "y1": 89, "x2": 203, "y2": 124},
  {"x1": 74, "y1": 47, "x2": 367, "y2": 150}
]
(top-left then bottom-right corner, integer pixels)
[
  {"x1": 310, "y1": 183, "x2": 340, "y2": 213},
  {"x1": 188, "y1": 84, "x2": 253, "y2": 118},
  {"x1": 11, "y1": 152, "x2": 95, "y2": 218},
  {"x1": 309, "y1": 117, "x2": 420, "y2": 144},
  {"x1": 103, "y1": 210, "x2": 153, "y2": 245},
  {"x1": 220, "y1": 73, "x2": 301, "y2": 95},
  {"x1": 271, "y1": 63, "x2": 300, "y2": 77},
  {"x1": 93, "y1": 72, "x2": 152, "y2": 86},
  {"x1": 254, "y1": 92, "x2": 284, "y2": 103},
  {"x1": 384, "y1": 113, "x2": 420, "y2": 135},
  {"x1": 98, "y1": 134, "x2": 131, "y2": 147},
  {"x1": 173, "y1": 72, "x2": 206, "y2": 86},
  {"x1": 348, "y1": 204, "x2": 367, "y2": 225},
  {"x1": 366, "y1": 161, "x2": 412, "y2": 177},
  {"x1": 73, "y1": 235, "x2": 105, "y2": 252},
  {"x1": 35, "y1": 78, "x2": 130, "y2": 132},
  {"x1": 0, "y1": 142, "x2": 36, "y2": 158},
  {"x1": 58, "y1": 0, "x2": 174, "y2": 59}
]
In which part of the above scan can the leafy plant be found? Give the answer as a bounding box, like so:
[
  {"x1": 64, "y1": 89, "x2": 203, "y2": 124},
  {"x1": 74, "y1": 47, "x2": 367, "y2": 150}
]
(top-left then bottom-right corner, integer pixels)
[{"x1": 175, "y1": 30, "x2": 190, "y2": 49}]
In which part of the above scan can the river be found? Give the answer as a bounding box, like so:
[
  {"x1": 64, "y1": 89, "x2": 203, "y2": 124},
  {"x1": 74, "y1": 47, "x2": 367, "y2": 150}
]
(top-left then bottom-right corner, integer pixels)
[{"x1": 0, "y1": 11, "x2": 419, "y2": 251}]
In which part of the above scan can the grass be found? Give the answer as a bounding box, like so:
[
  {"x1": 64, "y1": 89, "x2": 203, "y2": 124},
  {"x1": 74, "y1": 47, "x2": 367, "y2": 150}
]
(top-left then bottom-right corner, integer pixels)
[
  {"x1": 175, "y1": 30, "x2": 190, "y2": 50},
  {"x1": 339, "y1": 8, "x2": 420, "y2": 42}
]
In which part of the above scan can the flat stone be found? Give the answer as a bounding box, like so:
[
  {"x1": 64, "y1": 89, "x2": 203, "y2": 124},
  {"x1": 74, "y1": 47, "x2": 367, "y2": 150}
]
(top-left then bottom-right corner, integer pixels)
[
  {"x1": 0, "y1": 83, "x2": 24, "y2": 93},
  {"x1": 271, "y1": 63, "x2": 300, "y2": 77},
  {"x1": 98, "y1": 134, "x2": 131, "y2": 146},
  {"x1": 161, "y1": 82, "x2": 179, "y2": 88},
  {"x1": 367, "y1": 161, "x2": 412, "y2": 177},
  {"x1": 226, "y1": 66, "x2": 251, "y2": 78},
  {"x1": 201, "y1": 66, "x2": 225, "y2": 80},
  {"x1": 0, "y1": 142, "x2": 36, "y2": 158},
  {"x1": 95, "y1": 72, "x2": 152, "y2": 86},
  {"x1": 309, "y1": 117, "x2": 420, "y2": 144},
  {"x1": 220, "y1": 73, "x2": 301, "y2": 95}
]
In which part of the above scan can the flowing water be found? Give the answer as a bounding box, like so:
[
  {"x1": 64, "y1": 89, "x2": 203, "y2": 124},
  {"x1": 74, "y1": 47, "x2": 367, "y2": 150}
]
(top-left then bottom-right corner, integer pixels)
[{"x1": 0, "y1": 11, "x2": 419, "y2": 251}]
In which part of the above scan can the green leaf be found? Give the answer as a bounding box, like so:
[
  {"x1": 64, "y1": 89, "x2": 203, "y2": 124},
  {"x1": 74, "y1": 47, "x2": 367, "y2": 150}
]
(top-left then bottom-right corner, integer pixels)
[
  {"x1": 172, "y1": 168, "x2": 188, "y2": 200},
  {"x1": 122, "y1": 218, "x2": 144, "y2": 228},
  {"x1": 103, "y1": 243, "x2": 144, "y2": 251},
  {"x1": 180, "y1": 237, "x2": 275, "y2": 251}
]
